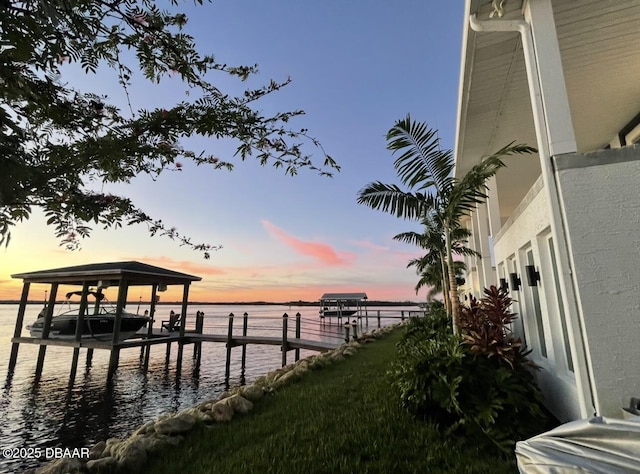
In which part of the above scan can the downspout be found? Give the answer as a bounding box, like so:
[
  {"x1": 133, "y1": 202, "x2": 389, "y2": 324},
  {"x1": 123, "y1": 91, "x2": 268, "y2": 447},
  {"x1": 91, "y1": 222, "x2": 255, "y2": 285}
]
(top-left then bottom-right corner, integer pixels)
[{"x1": 469, "y1": 12, "x2": 598, "y2": 418}]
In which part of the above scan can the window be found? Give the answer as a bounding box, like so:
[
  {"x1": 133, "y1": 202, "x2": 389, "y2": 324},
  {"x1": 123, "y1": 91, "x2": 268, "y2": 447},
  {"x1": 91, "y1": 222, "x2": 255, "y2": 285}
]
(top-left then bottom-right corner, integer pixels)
[
  {"x1": 526, "y1": 249, "x2": 547, "y2": 358},
  {"x1": 509, "y1": 256, "x2": 526, "y2": 345},
  {"x1": 547, "y1": 237, "x2": 574, "y2": 372}
]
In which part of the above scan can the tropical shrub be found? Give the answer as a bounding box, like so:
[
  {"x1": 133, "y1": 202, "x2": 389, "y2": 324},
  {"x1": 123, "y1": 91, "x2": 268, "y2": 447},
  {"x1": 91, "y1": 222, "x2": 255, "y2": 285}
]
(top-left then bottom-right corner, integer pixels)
[
  {"x1": 459, "y1": 285, "x2": 536, "y2": 370},
  {"x1": 390, "y1": 294, "x2": 547, "y2": 453}
]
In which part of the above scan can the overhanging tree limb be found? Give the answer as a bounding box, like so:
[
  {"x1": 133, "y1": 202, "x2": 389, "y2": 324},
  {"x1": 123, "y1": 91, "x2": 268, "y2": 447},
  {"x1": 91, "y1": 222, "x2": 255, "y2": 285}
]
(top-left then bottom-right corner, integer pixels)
[{"x1": 1, "y1": 0, "x2": 339, "y2": 254}]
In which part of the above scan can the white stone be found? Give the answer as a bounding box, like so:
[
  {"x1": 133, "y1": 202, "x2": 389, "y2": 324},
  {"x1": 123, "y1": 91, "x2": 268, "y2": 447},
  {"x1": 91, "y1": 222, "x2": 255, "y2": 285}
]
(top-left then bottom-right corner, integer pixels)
[
  {"x1": 223, "y1": 394, "x2": 253, "y2": 414},
  {"x1": 240, "y1": 385, "x2": 264, "y2": 402},
  {"x1": 154, "y1": 412, "x2": 196, "y2": 435},
  {"x1": 210, "y1": 400, "x2": 234, "y2": 422}
]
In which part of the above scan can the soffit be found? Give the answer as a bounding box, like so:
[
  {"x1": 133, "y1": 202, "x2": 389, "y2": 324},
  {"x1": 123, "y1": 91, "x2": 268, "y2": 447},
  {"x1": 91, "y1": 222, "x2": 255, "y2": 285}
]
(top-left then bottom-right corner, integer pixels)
[{"x1": 455, "y1": 0, "x2": 640, "y2": 213}]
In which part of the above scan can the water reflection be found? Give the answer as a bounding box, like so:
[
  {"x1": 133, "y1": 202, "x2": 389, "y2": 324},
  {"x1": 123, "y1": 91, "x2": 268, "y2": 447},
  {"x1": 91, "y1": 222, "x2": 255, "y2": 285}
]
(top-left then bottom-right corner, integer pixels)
[{"x1": 0, "y1": 304, "x2": 410, "y2": 471}]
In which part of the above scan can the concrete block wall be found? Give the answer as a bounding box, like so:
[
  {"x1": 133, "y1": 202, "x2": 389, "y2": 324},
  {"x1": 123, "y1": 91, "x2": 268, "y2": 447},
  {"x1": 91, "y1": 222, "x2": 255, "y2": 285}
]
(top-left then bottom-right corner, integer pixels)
[{"x1": 555, "y1": 145, "x2": 640, "y2": 417}]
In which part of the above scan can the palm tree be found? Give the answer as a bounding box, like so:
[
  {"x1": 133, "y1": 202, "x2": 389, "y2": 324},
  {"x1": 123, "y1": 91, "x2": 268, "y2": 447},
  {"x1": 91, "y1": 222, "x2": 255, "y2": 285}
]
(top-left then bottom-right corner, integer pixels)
[
  {"x1": 393, "y1": 213, "x2": 477, "y2": 312},
  {"x1": 357, "y1": 115, "x2": 535, "y2": 332},
  {"x1": 408, "y1": 256, "x2": 466, "y2": 307}
]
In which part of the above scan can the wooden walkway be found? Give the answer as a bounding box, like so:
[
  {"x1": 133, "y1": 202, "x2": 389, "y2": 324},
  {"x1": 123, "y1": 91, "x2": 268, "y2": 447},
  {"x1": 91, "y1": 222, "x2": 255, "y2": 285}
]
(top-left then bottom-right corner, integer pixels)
[
  {"x1": 11, "y1": 330, "x2": 340, "y2": 352},
  {"x1": 9, "y1": 310, "x2": 372, "y2": 382}
]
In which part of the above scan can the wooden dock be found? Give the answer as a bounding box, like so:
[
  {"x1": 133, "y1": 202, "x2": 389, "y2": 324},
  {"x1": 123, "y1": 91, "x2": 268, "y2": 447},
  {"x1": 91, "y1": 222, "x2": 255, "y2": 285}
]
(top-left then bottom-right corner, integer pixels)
[
  {"x1": 11, "y1": 331, "x2": 338, "y2": 353},
  {"x1": 9, "y1": 310, "x2": 346, "y2": 384},
  {"x1": 6, "y1": 262, "x2": 367, "y2": 386}
]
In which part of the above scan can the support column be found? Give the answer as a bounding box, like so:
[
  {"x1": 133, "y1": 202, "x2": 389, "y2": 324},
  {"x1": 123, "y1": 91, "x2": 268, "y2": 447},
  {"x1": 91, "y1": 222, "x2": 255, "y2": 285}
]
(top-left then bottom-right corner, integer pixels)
[
  {"x1": 69, "y1": 282, "x2": 90, "y2": 384},
  {"x1": 176, "y1": 282, "x2": 190, "y2": 373},
  {"x1": 108, "y1": 279, "x2": 129, "y2": 378},
  {"x1": 469, "y1": 211, "x2": 484, "y2": 295},
  {"x1": 486, "y1": 176, "x2": 502, "y2": 237},
  {"x1": 8, "y1": 281, "x2": 31, "y2": 373},
  {"x1": 475, "y1": 202, "x2": 495, "y2": 289},
  {"x1": 143, "y1": 284, "x2": 158, "y2": 369},
  {"x1": 523, "y1": 0, "x2": 593, "y2": 418},
  {"x1": 35, "y1": 283, "x2": 59, "y2": 378}
]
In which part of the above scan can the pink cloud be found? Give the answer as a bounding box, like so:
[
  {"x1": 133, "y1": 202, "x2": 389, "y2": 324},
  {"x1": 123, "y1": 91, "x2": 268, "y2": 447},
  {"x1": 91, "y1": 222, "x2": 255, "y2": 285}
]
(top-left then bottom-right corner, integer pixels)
[
  {"x1": 261, "y1": 220, "x2": 354, "y2": 266},
  {"x1": 122, "y1": 255, "x2": 227, "y2": 277},
  {"x1": 350, "y1": 239, "x2": 389, "y2": 252}
]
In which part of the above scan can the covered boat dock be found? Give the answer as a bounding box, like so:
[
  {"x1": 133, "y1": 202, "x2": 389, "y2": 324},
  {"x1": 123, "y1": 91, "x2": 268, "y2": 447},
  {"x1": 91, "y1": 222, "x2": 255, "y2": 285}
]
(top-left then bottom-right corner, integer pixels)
[
  {"x1": 8, "y1": 261, "x2": 201, "y2": 379},
  {"x1": 319, "y1": 292, "x2": 368, "y2": 323}
]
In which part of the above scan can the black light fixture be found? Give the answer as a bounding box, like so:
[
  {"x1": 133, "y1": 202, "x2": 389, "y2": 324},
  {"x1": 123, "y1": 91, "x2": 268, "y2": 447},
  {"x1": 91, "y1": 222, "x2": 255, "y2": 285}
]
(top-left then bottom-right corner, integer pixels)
[
  {"x1": 509, "y1": 273, "x2": 521, "y2": 291},
  {"x1": 525, "y1": 265, "x2": 541, "y2": 287},
  {"x1": 499, "y1": 278, "x2": 509, "y2": 291}
]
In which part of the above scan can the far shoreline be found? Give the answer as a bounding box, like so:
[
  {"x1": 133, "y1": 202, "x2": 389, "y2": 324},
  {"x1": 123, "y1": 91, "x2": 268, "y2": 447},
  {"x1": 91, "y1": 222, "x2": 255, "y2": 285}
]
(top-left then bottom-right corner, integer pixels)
[{"x1": 0, "y1": 300, "x2": 423, "y2": 306}]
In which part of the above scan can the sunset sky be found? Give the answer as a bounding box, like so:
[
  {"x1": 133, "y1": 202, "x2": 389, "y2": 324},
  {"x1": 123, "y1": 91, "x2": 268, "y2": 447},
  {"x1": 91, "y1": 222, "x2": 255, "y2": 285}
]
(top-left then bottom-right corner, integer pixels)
[{"x1": 0, "y1": 1, "x2": 464, "y2": 303}]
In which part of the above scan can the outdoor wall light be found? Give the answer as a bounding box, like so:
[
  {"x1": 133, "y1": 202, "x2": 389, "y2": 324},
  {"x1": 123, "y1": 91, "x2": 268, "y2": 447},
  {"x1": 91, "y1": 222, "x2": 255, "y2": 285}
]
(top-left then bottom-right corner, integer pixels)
[
  {"x1": 525, "y1": 265, "x2": 540, "y2": 286},
  {"x1": 499, "y1": 278, "x2": 509, "y2": 291},
  {"x1": 509, "y1": 273, "x2": 521, "y2": 291}
]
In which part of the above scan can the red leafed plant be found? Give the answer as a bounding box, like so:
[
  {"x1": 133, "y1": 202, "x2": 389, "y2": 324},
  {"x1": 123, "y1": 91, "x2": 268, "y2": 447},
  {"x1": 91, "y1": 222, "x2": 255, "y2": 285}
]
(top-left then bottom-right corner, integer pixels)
[{"x1": 459, "y1": 285, "x2": 535, "y2": 369}]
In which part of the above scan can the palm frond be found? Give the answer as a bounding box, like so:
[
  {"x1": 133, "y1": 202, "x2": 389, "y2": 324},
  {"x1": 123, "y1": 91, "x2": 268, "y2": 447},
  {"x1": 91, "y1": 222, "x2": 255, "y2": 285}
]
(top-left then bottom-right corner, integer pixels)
[
  {"x1": 386, "y1": 115, "x2": 454, "y2": 194},
  {"x1": 447, "y1": 143, "x2": 536, "y2": 222},
  {"x1": 357, "y1": 181, "x2": 436, "y2": 220},
  {"x1": 393, "y1": 231, "x2": 425, "y2": 246}
]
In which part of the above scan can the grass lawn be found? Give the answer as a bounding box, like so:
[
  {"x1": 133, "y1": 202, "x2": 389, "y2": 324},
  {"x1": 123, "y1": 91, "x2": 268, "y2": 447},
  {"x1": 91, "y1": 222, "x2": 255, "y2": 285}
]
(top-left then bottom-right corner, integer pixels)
[{"x1": 146, "y1": 328, "x2": 518, "y2": 473}]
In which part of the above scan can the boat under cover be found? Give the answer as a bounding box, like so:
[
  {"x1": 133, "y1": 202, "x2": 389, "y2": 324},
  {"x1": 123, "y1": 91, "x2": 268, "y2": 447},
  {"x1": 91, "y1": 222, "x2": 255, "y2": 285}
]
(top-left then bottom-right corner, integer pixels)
[
  {"x1": 320, "y1": 310, "x2": 357, "y2": 317},
  {"x1": 27, "y1": 291, "x2": 149, "y2": 341}
]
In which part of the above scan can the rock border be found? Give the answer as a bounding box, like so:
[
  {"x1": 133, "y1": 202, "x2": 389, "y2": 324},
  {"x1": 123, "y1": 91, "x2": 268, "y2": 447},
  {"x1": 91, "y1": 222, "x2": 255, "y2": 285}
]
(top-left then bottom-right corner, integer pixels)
[{"x1": 29, "y1": 323, "x2": 402, "y2": 474}]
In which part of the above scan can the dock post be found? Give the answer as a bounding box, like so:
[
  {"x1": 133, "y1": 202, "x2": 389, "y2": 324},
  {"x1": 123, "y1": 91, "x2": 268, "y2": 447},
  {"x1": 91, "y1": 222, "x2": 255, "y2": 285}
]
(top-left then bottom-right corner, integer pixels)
[
  {"x1": 282, "y1": 313, "x2": 288, "y2": 367},
  {"x1": 241, "y1": 312, "x2": 248, "y2": 372},
  {"x1": 294, "y1": 313, "x2": 301, "y2": 362},
  {"x1": 365, "y1": 303, "x2": 368, "y2": 324},
  {"x1": 193, "y1": 311, "x2": 203, "y2": 370},
  {"x1": 70, "y1": 282, "x2": 90, "y2": 384},
  {"x1": 343, "y1": 322, "x2": 350, "y2": 342},
  {"x1": 35, "y1": 283, "x2": 58, "y2": 378},
  {"x1": 86, "y1": 349, "x2": 94, "y2": 367},
  {"x1": 8, "y1": 282, "x2": 30, "y2": 373},
  {"x1": 108, "y1": 279, "x2": 129, "y2": 379},
  {"x1": 194, "y1": 311, "x2": 204, "y2": 359},
  {"x1": 140, "y1": 283, "x2": 158, "y2": 366},
  {"x1": 165, "y1": 341, "x2": 171, "y2": 364},
  {"x1": 225, "y1": 313, "x2": 234, "y2": 381},
  {"x1": 351, "y1": 320, "x2": 358, "y2": 341},
  {"x1": 86, "y1": 288, "x2": 103, "y2": 368},
  {"x1": 176, "y1": 283, "x2": 190, "y2": 374},
  {"x1": 401, "y1": 310, "x2": 405, "y2": 321},
  {"x1": 144, "y1": 284, "x2": 158, "y2": 369},
  {"x1": 377, "y1": 310, "x2": 381, "y2": 329}
]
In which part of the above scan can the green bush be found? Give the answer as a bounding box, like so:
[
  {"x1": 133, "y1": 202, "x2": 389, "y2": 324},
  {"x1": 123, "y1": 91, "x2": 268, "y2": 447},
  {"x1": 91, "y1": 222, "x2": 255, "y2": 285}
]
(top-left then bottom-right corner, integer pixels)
[{"x1": 390, "y1": 301, "x2": 546, "y2": 454}]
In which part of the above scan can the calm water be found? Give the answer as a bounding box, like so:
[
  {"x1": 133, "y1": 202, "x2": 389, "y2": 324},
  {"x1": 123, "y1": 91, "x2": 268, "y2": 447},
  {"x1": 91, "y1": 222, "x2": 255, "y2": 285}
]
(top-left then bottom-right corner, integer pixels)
[{"x1": 0, "y1": 303, "x2": 414, "y2": 472}]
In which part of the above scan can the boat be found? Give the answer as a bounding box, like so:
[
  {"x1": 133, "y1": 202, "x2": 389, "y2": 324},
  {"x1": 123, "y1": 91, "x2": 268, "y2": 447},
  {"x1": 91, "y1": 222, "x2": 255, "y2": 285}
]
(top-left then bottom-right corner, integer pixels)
[
  {"x1": 27, "y1": 291, "x2": 150, "y2": 341},
  {"x1": 320, "y1": 309, "x2": 357, "y2": 317},
  {"x1": 318, "y1": 292, "x2": 368, "y2": 319}
]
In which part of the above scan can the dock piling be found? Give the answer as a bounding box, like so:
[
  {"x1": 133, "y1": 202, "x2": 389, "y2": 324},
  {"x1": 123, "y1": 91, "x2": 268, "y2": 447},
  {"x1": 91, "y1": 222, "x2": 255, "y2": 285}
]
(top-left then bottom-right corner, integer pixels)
[
  {"x1": 344, "y1": 322, "x2": 350, "y2": 342},
  {"x1": 144, "y1": 285, "x2": 158, "y2": 370},
  {"x1": 225, "y1": 313, "x2": 234, "y2": 381},
  {"x1": 351, "y1": 320, "x2": 358, "y2": 341},
  {"x1": 241, "y1": 312, "x2": 248, "y2": 371},
  {"x1": 35, "y1": 284, "x2": 59, "y2": 378},
  {"x1": 282, "y1": 313, "x2": 288, "y2": 367},
  {"x1": 294, "y1": 313, "x2": 301, "y2": 362},
  {"x1": 8, "y1": 282, "x2": 31, "y2": 373}
]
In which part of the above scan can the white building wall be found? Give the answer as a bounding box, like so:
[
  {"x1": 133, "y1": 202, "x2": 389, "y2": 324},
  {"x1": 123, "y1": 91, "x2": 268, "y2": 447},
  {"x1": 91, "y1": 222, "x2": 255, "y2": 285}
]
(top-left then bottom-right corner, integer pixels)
[
  {"x1": 554, "y1": 145, "x2": 640, "y2": 417},
  {"x1": 493, "y1": 176, "x2": 583, "y2": 421}
]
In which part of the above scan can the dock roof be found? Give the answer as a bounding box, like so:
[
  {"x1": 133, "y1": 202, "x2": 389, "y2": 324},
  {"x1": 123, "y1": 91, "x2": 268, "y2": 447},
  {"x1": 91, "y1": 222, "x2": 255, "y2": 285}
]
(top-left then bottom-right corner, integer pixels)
[
  {"x1": 320, "y1": 293, "x2": 368, "y2": 302},
  {"x1": 11, "y1": 261, "x2": 201, "y2": 286}
]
